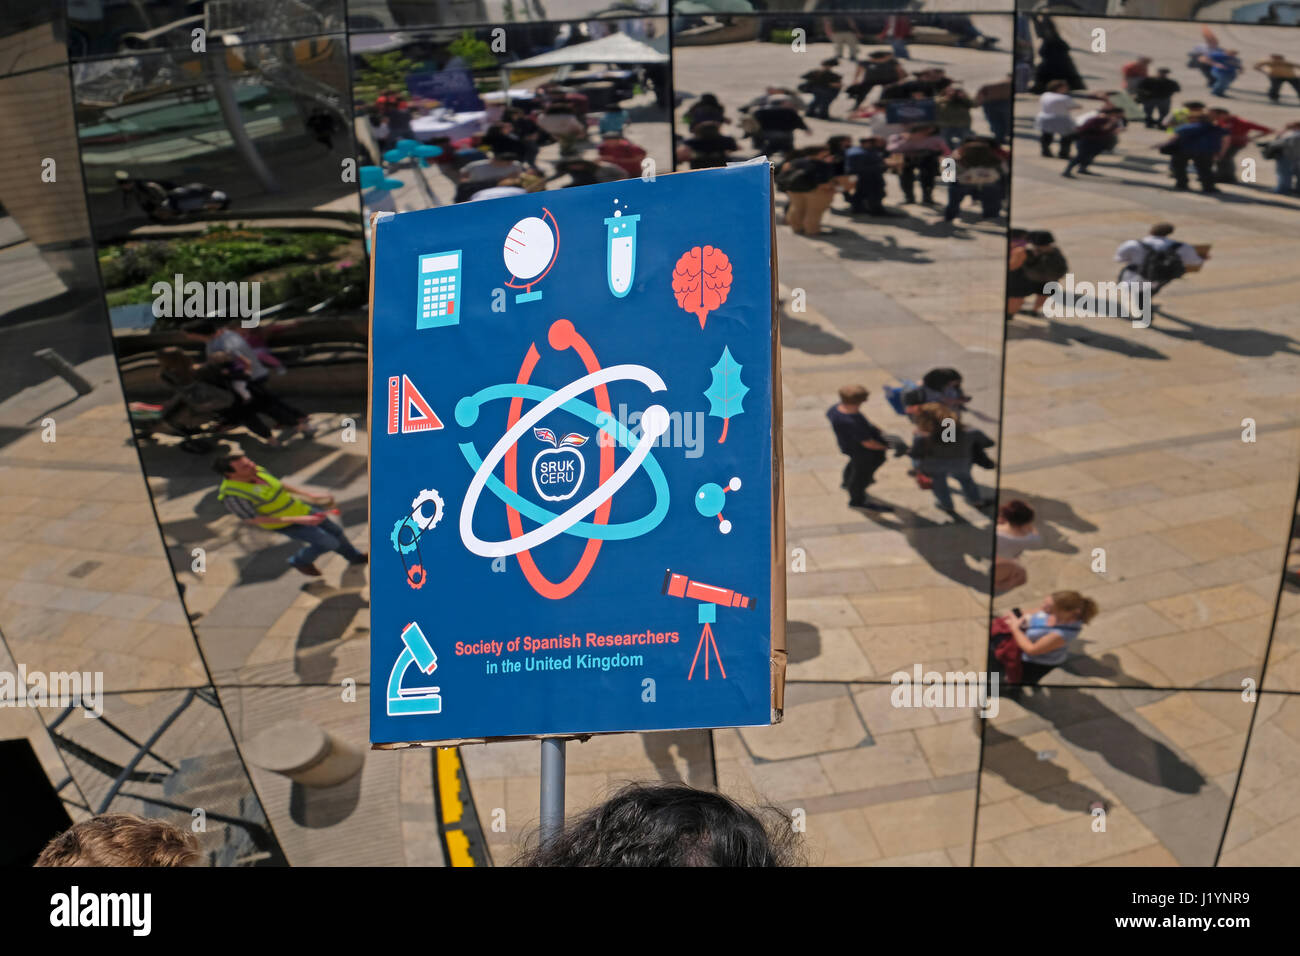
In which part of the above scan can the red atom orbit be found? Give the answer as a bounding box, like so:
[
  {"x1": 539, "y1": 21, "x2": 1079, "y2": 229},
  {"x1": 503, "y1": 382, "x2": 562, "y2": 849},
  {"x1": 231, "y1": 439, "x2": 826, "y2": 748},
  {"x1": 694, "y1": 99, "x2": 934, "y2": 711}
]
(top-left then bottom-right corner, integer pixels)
[{"x1": 503, "y1": 319, "x2": 615, "y2": 600}]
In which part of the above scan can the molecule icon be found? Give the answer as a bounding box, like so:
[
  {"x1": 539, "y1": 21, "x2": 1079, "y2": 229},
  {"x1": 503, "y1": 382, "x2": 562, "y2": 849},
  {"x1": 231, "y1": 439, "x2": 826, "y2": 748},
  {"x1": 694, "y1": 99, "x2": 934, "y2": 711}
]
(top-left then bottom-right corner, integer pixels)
[{"x1": 695, "y1": 477, "x2": 741, "y2": 534}]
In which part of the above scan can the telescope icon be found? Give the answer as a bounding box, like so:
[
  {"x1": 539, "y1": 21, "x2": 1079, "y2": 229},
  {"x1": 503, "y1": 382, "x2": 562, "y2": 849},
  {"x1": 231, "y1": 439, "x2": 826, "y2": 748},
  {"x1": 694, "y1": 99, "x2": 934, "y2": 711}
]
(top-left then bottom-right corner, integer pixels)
[{"x1": 661, "y1": 569, "x2": 754, "y2": 680}]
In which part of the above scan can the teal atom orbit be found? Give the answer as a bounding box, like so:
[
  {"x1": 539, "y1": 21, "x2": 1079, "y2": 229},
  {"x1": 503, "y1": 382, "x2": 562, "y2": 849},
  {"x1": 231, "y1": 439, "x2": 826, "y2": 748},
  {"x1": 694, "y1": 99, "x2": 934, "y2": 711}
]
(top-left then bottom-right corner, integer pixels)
[{"x1": 456, "y1": 382, "x2": 669, "y2": 541}]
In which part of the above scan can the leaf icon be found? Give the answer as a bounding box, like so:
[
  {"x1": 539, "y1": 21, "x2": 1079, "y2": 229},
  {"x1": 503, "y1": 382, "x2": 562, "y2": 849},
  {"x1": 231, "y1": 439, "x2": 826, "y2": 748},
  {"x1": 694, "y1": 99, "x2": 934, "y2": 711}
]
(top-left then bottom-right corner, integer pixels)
[
  {"x1": 704, "y1": 346, "x2": 748, "y2": 443},
  {"x1": 533, "y1": 427, "x2": 557, "y2": 447},
  {"x1": 672, "y1": 245, "x2": 733, "y2": 329}
]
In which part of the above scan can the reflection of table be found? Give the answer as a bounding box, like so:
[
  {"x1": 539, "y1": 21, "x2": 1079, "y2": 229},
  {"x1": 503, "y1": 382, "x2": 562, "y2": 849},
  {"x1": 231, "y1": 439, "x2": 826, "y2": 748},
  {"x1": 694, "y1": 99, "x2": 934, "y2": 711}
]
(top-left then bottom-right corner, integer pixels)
[{"x1": 409, "y1": 111, "x2": 488, "y2": 142}]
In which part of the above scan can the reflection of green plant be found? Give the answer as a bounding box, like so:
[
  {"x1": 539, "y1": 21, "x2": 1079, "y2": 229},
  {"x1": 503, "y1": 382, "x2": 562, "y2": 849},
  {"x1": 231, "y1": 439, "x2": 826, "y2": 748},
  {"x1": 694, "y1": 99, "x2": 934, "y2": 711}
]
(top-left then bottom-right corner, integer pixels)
[
  {"x1": 99, "y1": 226, "x2": 358, "y2": 325},
  {"x1": 355, "y1": 51, "x2": 420, "y2": 103},
  {"x1": 448, "y1": 30, "x2": 498, "y2": 70}
]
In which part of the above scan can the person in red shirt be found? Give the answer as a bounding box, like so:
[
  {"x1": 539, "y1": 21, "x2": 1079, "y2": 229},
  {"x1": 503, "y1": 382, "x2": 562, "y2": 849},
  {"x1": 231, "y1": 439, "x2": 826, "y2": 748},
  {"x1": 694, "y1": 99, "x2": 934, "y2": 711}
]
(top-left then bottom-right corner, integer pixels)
[
  {"x1": 597, "y1": 131, "x2": 648, "y2": 178},
  {"x1": 1208, "y1": 107, "x2": 1271, "y2": 183},
  {"x1": 1121, "y1": 56, "x2": 1151, "y2": 94}
]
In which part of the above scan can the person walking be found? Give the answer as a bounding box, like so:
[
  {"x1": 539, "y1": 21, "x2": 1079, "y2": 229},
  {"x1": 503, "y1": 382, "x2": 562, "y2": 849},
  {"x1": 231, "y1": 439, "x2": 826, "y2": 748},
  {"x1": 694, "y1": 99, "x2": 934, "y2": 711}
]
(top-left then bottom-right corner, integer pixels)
[
  {"x1": 1034, "y1": 80, "x2": 1082, "y2": 158},
  {"x1": 848, "y1": 50, "x2": 908, "y2": 111},
  {"x1": 909, "y1": 402, "x2": 992, "y2": 515},
  {"x1": 1121, "y1": 56, "x2": 1151, "y2": 95},
  {"x1": 823, "y1": 14, "x2": 861, "y2": 61},
  {"x1": 886, "y1": 125, "x2": 949, "y2": 205},
  {"x1": 975, "y1": 74, "x2": 1013, "y2": 145},
  {"x1": 994, "y1": 499, "x2": 1042, "y2": 593},
  {"x1": 1255, "y1": 53, "x2": 1300, "y2": 102},
  {"x1": 1115, "y1": 222, "x2": 1206, "y2": 305},
  {"x1": 1267, "y1": 121, "x2": 1300, "y2": 195},
  {"x1": 935, "y1": 86, "x2": 975, "y2": 149},
  {"x1": 1200, "y1": 47, "x2": 1243, "y2": 97},
  {"x1": 800, "y1": 59, "x2": 843, "y2": 120},
  {"x1": 1208, "y1": 108, "x2": 1272, "y2": 183},
  {"x1": 827, "y1": 385, "x2": 894, "y2": 511},
  {"x1": 1062, "y1": 107, "x2": 1125, "y2": 177},
  {"x1": 944, "y1": 137, "x2": 1005, "y2": 221},
  {"x1": 777, "y1": 146, "x2": 838, "y2": 235},
  {"x1": 214, "y1": 454, "x2": 367, "y2": 577},
  {"x1": 1006, "y1": 230, "x2": 1068, "y2": 317},
  {"x1": 1158, "y1": 110, "x2": 1228, "y2": 193},
  {"x1": 753, "y1": 97, "x2": 809, "y2": 156},
  {"x1": 183, "y1": 320, "x2": 314, "y2": 441},
  {"x1": 843, "y1": 136, "x2": 899, "y2": 216},
  {"x1": 992, "y1": 591, "x2": 1099, "y2": 693},
  {"x1": 1030, "y1": 15, "x2": 1084, "y2": 93},
  {"x1": 1135, "y1": 67, "x2": 1180, "y2": 128}
]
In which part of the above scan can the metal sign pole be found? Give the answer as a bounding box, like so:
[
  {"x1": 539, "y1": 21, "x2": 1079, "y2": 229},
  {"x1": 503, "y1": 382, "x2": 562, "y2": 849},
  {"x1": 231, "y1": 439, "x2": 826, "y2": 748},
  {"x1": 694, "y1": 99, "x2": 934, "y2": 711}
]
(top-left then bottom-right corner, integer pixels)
[{"x1": 539, "y1": 737, "x2": 566, "y2": 846}]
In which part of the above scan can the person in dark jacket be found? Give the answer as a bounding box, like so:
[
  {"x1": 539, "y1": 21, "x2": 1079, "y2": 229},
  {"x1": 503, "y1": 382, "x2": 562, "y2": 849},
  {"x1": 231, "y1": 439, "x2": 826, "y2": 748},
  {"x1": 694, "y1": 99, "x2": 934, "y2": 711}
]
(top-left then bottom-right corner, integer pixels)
[
  {"x1": 800, "y1": 59, "x2": 843, "y2": 119},
  {"x1": 843, "y1": 136, "x2": 897, "y2": 215},
  {"x1": 909, "y1": 402, "x2": 993, "y2": 514},
  {"x1": 827, "y1": 384, "x2": 893, "y2": 511},
  {"x1": 1135, "y1": 68, "x2": 1181, "y2": 128}
]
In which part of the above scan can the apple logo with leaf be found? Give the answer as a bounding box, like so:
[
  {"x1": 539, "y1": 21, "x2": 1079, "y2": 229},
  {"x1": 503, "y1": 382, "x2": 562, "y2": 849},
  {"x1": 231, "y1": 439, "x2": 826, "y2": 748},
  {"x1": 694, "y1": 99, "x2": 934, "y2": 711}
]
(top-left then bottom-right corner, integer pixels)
[{"x1": 531, "y1": 427, "x2": 587, "y2": 502}]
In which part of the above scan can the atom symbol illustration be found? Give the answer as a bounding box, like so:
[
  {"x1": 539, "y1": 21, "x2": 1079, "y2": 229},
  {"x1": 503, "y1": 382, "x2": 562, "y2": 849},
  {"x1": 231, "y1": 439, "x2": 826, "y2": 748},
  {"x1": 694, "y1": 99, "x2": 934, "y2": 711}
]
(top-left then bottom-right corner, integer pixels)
[{"x1": 456, "y1": 319, "x2": 672, "y2": 599}]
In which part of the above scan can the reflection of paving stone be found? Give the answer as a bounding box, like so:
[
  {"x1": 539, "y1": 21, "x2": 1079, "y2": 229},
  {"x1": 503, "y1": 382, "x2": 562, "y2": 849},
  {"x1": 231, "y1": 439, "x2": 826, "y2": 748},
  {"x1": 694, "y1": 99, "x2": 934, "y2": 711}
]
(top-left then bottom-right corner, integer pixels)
[{"x1": 740, "y1": 686, "x2": 869, "y2": 762}]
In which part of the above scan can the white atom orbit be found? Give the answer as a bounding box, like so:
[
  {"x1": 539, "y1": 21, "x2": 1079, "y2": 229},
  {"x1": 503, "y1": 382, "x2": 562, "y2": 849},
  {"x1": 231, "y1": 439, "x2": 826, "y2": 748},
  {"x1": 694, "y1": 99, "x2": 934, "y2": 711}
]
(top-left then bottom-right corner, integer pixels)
[
  {"x1": 458, "y1": 364, "x2": 668, "y2": 559},
  {"x1": 410, "y1": 488, "x2": 444, "y2": 531}
]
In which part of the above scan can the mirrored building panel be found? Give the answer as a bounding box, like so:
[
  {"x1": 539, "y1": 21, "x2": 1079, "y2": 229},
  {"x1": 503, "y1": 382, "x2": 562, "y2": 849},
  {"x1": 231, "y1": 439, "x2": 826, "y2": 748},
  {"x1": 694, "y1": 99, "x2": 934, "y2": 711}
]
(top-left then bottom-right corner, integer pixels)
[
  {"x1": 67, "y1": 0, "x2": 347, "y2": 59},
  {"x1": 673, "y1": 13, "x2": 1012, "y2": 866},
  {"x1": 996, "y1": 16, "x2": 1300, "y2": 692},
  {"x1": 350, "y1": 17, "x2": 672, "y2": 212},
  {"x1": 1, "y1": 0, "x2": 69, "y2": 73},
  {"x1": 0, "y1": 62, "x2": 210, "y2": 696},
  {"x1": 44, "y1": 687, "x2": 286, "y2": 865},
  {"x1": 976, "y1": 687, "x2": 1253, "y2": 865},
  {"x1": 1018, "y1": 0, "x2": 1300, "y2": 25},
  {"x1": 1219, "y1": 693, "x2": 1300, "y2": 865},
  {"x1": 72, "y1": 34, "x2": 370, "y2": 691}
]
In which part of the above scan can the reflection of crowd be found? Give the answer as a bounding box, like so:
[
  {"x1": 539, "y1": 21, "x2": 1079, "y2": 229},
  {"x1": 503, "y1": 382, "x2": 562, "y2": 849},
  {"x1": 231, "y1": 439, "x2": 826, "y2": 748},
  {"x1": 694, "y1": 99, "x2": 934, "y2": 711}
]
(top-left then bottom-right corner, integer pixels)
[
  {"x1": 673, "y1": 43, "x2": 1012, "y2": 236},
  {"x1": 137, "y1": 321, "x2": 316, "y2": 452},
  {"x1": 1020, "y1": 20, "x2": 1300, "y2": 196},
  {"x1": 366, "y1": 79, "x2": 660, "y2": 202}
]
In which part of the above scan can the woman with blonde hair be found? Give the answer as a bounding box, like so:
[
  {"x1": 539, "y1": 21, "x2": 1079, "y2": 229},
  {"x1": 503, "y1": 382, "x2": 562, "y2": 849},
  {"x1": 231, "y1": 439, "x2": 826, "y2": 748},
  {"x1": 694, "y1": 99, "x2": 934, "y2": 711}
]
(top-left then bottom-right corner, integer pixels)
[{"x1": 998, "y1": 590, "x2": 1099, "y2": 691}]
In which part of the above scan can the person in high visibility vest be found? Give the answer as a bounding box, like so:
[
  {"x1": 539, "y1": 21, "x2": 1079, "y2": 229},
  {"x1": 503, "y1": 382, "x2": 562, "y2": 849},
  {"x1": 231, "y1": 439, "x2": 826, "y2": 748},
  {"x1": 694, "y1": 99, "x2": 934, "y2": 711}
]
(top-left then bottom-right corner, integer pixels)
[{"x1": 214, "y1": 454, "x2": 367, "y2": 577}]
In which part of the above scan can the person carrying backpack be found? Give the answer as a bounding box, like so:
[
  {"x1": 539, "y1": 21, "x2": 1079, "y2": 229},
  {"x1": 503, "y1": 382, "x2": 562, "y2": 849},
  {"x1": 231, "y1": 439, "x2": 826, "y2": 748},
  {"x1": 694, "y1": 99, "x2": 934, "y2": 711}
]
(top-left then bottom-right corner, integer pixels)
[
  {"x1": 1007, "y1": 230, "x2": 1067, "y2": 317},
  {"x1": 1114, "y1": 222, "x2": 1206, "y2": 302},
  {"x1": 848, "y1": 51, "x2": 907, "y2": 110}
]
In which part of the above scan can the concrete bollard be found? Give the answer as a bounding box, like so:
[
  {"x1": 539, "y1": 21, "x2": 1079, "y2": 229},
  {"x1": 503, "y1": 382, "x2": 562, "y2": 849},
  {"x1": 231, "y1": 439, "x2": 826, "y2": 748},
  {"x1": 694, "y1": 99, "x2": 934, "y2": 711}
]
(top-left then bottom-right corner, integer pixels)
[
  {"x1": 243, "y1": 719, "x2": 363, "y2": 788},
  {"x1": 33, "y1": 348, "x2": 94, "y2": 396}
]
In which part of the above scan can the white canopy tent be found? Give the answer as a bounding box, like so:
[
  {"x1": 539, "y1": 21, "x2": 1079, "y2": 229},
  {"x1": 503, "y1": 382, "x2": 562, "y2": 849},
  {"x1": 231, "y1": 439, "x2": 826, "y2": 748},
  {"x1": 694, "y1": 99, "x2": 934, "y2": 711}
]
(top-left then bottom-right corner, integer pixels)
[{"x1": 504, "y1": 32, "x2": 669, "y2": 73}]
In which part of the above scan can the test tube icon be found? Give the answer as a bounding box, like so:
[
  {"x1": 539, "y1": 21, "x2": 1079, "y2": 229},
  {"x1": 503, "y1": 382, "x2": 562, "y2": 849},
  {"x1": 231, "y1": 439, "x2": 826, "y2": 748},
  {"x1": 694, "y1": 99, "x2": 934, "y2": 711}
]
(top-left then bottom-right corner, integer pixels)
[{"x1": 604, "y1": 212, "x2": 640, "y2": 298}]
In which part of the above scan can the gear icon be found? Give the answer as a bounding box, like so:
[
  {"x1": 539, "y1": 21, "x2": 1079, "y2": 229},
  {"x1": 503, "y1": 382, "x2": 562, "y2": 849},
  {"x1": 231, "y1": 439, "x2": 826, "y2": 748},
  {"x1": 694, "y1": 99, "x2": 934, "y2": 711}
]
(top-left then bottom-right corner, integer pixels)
[
  {"x1": 391, "y1": 516, "x2": 421, "y2": 554},
  {"x1": 406, "y1": 564, "x2": 427, "y2": 589},
  {"x1": 410, "y1": 488, "x2": 445, "y2": 532}
]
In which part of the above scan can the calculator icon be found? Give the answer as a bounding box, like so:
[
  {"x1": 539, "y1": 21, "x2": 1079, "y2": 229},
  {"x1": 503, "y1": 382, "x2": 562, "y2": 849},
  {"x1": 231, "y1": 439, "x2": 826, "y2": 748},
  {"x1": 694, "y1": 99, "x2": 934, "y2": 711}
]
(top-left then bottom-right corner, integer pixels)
[{"x1": 417, "y1": 250, "x2": 462, "y2": 329}]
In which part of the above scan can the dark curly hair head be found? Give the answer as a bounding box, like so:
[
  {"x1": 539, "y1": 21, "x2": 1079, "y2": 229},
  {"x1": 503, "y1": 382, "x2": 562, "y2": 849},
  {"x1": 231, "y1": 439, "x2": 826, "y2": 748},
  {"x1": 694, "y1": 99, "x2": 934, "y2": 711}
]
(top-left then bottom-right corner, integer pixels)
[{"x1": 514, "y1": 783, "x2": 804, "y2": 867}]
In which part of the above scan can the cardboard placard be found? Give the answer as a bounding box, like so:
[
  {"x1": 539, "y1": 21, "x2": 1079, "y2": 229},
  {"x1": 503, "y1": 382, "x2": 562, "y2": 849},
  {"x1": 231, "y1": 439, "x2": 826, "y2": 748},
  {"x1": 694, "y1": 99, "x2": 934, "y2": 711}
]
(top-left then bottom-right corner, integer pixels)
[{"x1": 368, "y1": 163, "x2": 785, "y2": 747}]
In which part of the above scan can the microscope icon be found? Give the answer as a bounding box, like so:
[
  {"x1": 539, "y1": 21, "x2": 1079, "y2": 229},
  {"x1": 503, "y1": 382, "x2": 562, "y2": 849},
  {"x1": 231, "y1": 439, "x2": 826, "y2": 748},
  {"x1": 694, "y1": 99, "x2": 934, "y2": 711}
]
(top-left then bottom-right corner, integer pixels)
[{"x1": 388, "y1": 621, "x2": 442, "y2": 716}]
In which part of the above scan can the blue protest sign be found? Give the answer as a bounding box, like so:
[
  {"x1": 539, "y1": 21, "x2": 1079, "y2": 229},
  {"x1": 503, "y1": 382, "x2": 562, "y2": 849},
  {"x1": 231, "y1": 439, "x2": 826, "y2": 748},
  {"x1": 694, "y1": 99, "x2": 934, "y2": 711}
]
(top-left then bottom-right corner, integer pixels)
[
  {"x1": 405, "y1": 68, "x2": 484, "y2": 112},
  {"x1": 368, "y1": 163, "x2": 784, "y2": 746},
  {"x1": 885, "y1": 98, "x2": 936, "y2": 125}
]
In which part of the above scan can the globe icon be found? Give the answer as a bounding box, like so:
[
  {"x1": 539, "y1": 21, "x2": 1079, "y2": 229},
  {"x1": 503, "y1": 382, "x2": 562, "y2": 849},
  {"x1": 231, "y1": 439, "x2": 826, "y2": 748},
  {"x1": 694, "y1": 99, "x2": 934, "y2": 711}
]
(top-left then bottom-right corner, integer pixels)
[{"x1": 504, "y1": 209, "x2": 559, "y2": 303}]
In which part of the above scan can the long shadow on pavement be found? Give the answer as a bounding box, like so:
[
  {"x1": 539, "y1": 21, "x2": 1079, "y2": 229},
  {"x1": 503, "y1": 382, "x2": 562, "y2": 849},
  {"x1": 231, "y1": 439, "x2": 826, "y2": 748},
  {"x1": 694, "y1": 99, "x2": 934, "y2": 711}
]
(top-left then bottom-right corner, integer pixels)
[
  {"x1": 1149, "y1": 306, "x2": 1300, "y2": 357},
  {"x1": 1006, "y1": 315, "x2": 1169, "y2": 360}
]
